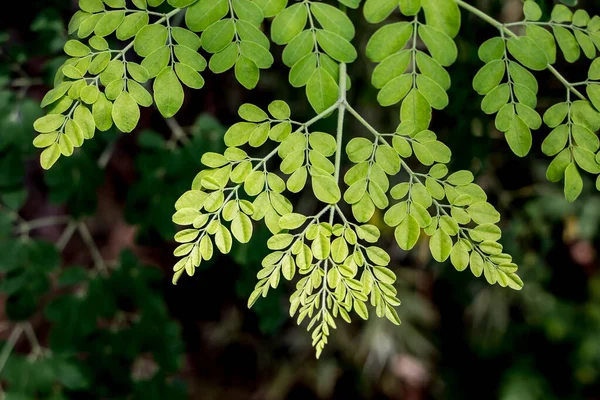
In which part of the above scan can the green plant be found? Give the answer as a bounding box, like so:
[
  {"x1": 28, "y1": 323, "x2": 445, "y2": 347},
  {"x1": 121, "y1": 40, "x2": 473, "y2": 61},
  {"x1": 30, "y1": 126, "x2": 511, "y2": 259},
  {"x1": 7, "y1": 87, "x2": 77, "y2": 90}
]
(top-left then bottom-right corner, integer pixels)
[{"x1": 33, "y1": 0, "x2": 600, "y2": 357}]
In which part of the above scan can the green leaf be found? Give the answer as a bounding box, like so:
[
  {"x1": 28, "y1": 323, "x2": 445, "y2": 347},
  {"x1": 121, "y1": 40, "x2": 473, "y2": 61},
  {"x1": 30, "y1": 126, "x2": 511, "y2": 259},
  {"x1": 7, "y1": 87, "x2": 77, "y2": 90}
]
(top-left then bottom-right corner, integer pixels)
[
  {"x1": 73, "y1": 104, "x2": 96, "y2": 139},
  {"x1": 366, "y1": 246, "x2": 390, "y2": 266},
  {"x1": 551, "y1": 4, "x2": 573, "y2": 23},
  {"x1": 185, "y1": 0, "x2": 229, "y2": 32},
  {"x1": 312, "y1": 175, "x2": 341, "y2": 204},
  {"x1": 573, "y1": 146, "x2": 600, "y2": 173},
  {"x1": 372, "y1": 51, "x2": 410, "y2": 89},
  {"x1": 311, "y1": 2, "x2": 355, "y2": 41},
  {"x1": 589, "y1": 58, "x2": 600, "y2": 80},
  {"x1": 240, "y1": 41, "x2": 274, "y2": 69},
  {"x1": 64, "y1": 40, "x2": 91, "y2": 57},
  {"x1": 416, "y1": 74, "x2": 448, "y2": 110},
  {"x1": 429, "y1": 229, "x2": 452, "y2": 262},
  {"x1": 377, "y1": 75, "x2": 412, "y2": 106},
  {"x1": 553, "y1": 26, "x2": 581, "y2": 63},
  {"x1": 128, "y1": 80, "x2": 153, "y2": 106},
  {"x1": 469, "y1": 251, "x2": 484, "y2": 277},
  {"x1": 399, "y1": 0, "x2": 422, "y2": 16},
  {"x1": 116, "y1": 12, "x2": 149, "y2": 40},
  {"x1": 509, "y1": 61, "x2": 539, "y2": 94},
  {"x1": 80, "y1": 0, "x2": 104, "y2": 13},
  {"x1": 134, "y1": 25, "x2": 168, "y2": 57},
  {"x1": 542, "y1": 125, "x2": 569, "y2": 156},
  {"x1": 95, "y1": 11, "x2": 125, "y2": 37},
  {"x1": 507, "y1": 36, "x2": 548, "y2": 70},
  {"x1": 171, "y1": 27, "x2": 202, "y2": 51},
  {"x1": 279, "y1": 213, "x2": 307, "y2": 230},
  {"x1": 215, "y1": 224, "x2": 233, "y2": 253},
  {"x1": 269, "y1": 100, "x2": 291, "y2": 119},
  {"x1": 418, "y1": 24, "x2": 457, "y2": 67},
  {"x1": 478, "y1": 37, "x2": 505, "y2": 63},
  {"x1": 40, "y1": 143, "x2": 61, "y2": 170},
  {"x1": 395, "y1": 214, "x2": 420, "y2": 250},
  {"x1": 505, "y1": 272, "x2": 524, "y2": 290},
  {"x1": 169, "y1": 0, "x2": 197, "y2": 8},
  {"x1": 573, "y1": 9, "x2": 590, "y2": 26},
  {"x1": 154, "y1": 68, "x2": 184, "y2": 118},
  {"x1": 450, "y1": 242, "x2": 469, "y2": 271},
  {"x1": 232, "y1": 0, "x2": 264, "y2": 26},
  {"x1": 316, "y1": 30, "x2": 357, "y2": 63},
  {"x1": 282, "y1": 30, "x2": 312, "y2": 67},
  {"x1": 586, "y1": 84, "x2": 600, "y2": 111},
  {"x1": 505, "y1": 114, "x2": 532, "y2": 157},
  {"x1": 481, "y1": 84, "x2": 510, "y2": 114},
  {"x1": 239, "y1": 104, "x2": 268, "y2": 122},
  {"x1": 312, "y1": 233, "x2": 330, "y2": 260},
  {"x1": 202, "y1": 19, "x2": 235, "y2": 53},
  {"x1": 564, "y1": 162, "x2": 583, "y2": 203},
  {"x1": 366, "y1": 22, "x2": 413, "y2": 62},
  {"x1": 574, "y1": 31, "x2": 595, "y2": 59},
  {"x1": 92, "y1": 93, "x2": 113, "y2": 131},
  {"x1": 174, "y1": 45, "x2": 208, "y2": 71},
  {"x1": 473, "y1": 60, "x2": 505, "y2": 95},
  {"x1": 523, "y1": 0, "x2": 542, "y2": 21},
  {"x1": 526, "y1": 25, "x2": 557, "y2": 64},
  {"x1": 237, "y1": 20, "x2": 271, "y2": 49},
  {"x1": 421, "y1": 0, "x2": 461, "y2": 38},
  {"x1": 363, "y1": 0, "x2": 398, "y2": 23},
  {"x1": 34, "y1": 114, "x2": 65, "y2": 133},
  {"x1": 516, "y1": 104, "x2": 542, "y2": 130},
  {"x1": 416, "y1": 51, "x2": 451, "y2": 90},
  {"x1": 375, "y1": 145, "x2": 401, "y2": 174},
  {"x1": 306, "y1": 67, "x2": 338, "y2": 113},
  {"x1": 467, "y1": 202, "x2": 500, "y2": 224},
  {"x1": 346, "y1": 138, "x2": 373, "y2": 162},
  {"x1": 543, "y1": 102, "x2": 569, "y2": 128},
  {"x1": 175, "y1": 63, "x2": 205, "y2": 89},
  {"x1": 209, "y1": 43, "x2": 238, "y2": 73},
  {"x1": 253, "y1": 0, "x2": 287, "y2": 18},
  {"x1": 231, "y1": 213, "x2": 253, "y2": 243},
  {"x1": 235, "y1": 56, "x2": 260, "y2": 89},
  {"x1": 572, "y1": 123, "x2": 599, "y2": 151},
  {"x1": 271, "y1": 3, "x2": 307, "y2": 45},
  {"x1": 546, "y1": 148, "x2": 571, "y2": 182},
  {"x1": 401, "y1": 89, "x2": 432, "y2": 132},
  {"x1": 112, "y1": 91, "x2": 140, "y2": 133}
]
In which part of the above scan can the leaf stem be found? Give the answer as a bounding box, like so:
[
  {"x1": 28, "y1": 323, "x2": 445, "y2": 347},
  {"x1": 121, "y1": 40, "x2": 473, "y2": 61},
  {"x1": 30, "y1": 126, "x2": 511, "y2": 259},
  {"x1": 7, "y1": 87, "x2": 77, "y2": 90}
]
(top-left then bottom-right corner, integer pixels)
[
  {"x1": 453, "y1": 0, "x2": 586, "y2": 100},
  {"x1": 322, "y1": 63, "x2": 348, "y2": 328}
]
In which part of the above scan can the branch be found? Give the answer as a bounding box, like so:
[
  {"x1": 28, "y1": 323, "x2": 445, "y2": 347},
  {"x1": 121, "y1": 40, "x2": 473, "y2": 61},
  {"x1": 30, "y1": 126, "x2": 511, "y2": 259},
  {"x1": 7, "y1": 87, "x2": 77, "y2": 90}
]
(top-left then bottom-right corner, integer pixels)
[
  {"x1": 344, "y1": 103, "x2": 499, "y2": 266},
  {"x1": 454, "y1": 0, "x2": 586, "y2": 100}
]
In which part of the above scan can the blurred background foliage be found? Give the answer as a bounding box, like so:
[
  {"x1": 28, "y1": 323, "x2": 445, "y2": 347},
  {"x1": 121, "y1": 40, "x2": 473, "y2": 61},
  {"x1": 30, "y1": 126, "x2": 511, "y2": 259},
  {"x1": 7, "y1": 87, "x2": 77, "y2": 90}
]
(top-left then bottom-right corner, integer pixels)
[{"x1": 1, "y1": 0, "x2": 600, "y2": 399}]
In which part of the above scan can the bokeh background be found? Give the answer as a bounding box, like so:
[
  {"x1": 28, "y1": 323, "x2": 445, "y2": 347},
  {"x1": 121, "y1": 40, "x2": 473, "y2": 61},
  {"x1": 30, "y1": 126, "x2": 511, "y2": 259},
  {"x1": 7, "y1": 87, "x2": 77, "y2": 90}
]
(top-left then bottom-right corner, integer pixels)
[{"x1": 2, "y1": 0, "x2": 600, "y2": 399}]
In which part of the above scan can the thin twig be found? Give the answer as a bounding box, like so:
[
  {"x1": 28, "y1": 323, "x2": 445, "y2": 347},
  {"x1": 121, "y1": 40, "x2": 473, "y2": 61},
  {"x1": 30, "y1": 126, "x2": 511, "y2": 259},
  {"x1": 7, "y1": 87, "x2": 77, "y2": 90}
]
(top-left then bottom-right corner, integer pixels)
[
  {"x1": 98, "y1": 141, "x2": 116, "y2": 169},
  {"x1": 165, "y1": 117, "x2": 190, "y2": 149},
  {"x1": 0, "y1": 325, "x2": 24, "y2": 380},
  {"x1": 15, "y1": 216, "x2": 71, "y2": 235},
  {"x1": 77, "y1": 222, "x2": 109, "y2": 275},
  {"x1": 57, "y1": 221, "x2": 77, "y2": 251}
]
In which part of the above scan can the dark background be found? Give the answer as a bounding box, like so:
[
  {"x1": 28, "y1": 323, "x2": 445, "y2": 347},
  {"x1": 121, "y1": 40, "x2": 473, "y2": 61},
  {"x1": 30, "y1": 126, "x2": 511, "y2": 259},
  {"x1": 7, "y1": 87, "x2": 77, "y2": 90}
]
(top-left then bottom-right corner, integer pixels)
[{"x1": 1, "y1": 0, "x2": 600, "y2": 399}]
